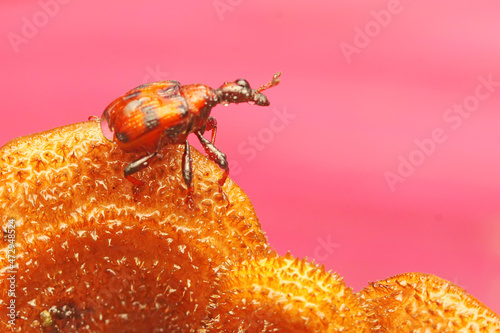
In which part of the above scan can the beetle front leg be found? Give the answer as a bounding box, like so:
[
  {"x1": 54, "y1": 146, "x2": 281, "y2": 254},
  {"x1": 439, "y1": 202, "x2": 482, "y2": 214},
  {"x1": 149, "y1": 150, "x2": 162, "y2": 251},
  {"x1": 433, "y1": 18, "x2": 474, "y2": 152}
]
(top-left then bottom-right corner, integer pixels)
[
  {"x1": 124, "y1": 152, "x2": 158, "y2": 186},
  {"x1": 182, "y1": 140, "x2": 194, "y2": 208},
  {"x1": 205, "y1": 116, "x2": 218, "y2": 144},
  {"x1": 195, "y1": 131, "x2": 229, "y2": 188}
]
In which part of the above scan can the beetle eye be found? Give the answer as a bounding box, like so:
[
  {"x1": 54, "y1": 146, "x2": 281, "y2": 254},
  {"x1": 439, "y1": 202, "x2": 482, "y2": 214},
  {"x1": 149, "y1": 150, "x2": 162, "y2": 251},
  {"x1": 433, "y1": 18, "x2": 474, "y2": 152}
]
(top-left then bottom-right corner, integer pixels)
[{"x1": 235, "y1": 79, "x2": 250, "y2": 89}]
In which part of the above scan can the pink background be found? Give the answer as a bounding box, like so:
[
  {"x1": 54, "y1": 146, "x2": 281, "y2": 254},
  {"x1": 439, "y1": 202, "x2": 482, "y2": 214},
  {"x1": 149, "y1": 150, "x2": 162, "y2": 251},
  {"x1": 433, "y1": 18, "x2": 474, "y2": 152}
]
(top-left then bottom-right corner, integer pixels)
[{"x1": 1, "y1": 1, "x2": 500, "y2": 313}]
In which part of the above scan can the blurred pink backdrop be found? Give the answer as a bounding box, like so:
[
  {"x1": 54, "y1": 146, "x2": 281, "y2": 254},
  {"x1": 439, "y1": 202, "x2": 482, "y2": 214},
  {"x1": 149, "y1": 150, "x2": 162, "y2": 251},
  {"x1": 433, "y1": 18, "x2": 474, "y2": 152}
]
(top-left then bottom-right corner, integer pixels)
[{"x1": 1, "y1": 0, "x2": 500, "y2": 313}]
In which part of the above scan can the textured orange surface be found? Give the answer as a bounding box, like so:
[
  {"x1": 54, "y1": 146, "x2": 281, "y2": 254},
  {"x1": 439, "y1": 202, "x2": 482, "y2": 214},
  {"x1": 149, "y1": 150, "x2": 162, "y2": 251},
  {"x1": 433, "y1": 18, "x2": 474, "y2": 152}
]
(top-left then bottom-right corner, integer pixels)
[
  {"x1": 0, "y1": 121, "x2": 499, "y2": 332},
  {"x1": 359, "y1": 273, "x2": 500, "y2": 332}
]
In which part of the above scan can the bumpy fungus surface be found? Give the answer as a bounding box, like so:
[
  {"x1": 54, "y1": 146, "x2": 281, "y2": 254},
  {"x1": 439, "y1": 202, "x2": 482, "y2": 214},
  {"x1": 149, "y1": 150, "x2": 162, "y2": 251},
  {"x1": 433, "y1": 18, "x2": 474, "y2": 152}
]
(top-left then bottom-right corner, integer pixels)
[
  {"x1": 359, "y1": 273, "x2": 500, "y2": 332},
  {"x1": 204, "y1": 253, "x2": 367, "y2": 332},
  {"x1": 0, "y1": 121, "x2": 499, "y2": 332}
]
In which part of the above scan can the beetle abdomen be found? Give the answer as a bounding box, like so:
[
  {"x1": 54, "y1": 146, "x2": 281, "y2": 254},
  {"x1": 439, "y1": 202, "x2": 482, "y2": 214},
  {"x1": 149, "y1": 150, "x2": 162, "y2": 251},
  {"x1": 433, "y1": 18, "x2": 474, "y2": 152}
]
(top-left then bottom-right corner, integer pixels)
[{"x1": 103, "y1": 81, "x2": 190, "y2": 152}]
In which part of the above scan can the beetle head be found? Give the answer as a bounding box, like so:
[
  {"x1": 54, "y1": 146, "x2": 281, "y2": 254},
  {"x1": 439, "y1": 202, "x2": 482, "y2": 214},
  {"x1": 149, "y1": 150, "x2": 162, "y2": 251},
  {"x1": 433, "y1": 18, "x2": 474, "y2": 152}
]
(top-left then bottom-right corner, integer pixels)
[{"x1": 216, "y1": 72, "x2": 281, "y2": 107}]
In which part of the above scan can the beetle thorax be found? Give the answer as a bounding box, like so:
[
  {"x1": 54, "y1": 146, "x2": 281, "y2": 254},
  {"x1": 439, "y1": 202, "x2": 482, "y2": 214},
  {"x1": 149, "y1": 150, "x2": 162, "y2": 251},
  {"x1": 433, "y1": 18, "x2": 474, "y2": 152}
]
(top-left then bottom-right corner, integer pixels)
[{"x1": 180, "y1": 84, "x2": 218, "y2": 132}]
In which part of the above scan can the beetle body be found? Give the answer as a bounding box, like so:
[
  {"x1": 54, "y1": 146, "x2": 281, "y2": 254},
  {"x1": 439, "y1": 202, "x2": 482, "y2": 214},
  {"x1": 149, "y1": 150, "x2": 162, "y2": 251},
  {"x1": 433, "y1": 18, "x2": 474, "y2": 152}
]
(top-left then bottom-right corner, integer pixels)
[{"x1": 101, "y1": 73, "x2": 281, "y2": 206}]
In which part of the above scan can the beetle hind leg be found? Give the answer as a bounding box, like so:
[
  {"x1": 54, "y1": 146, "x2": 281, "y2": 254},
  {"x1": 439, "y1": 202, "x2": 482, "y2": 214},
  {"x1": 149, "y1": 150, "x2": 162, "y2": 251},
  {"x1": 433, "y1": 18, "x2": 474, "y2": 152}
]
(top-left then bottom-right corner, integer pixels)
[{"x1": 124, "y1": 152, "x2": 158, "y2": 186}]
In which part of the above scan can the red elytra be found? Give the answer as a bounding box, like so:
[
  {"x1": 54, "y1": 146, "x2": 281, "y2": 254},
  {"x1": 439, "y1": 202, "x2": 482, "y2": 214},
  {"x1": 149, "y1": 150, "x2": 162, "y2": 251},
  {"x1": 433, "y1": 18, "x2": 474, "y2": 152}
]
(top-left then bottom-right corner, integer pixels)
[{"x1": 100, "y1": 73, "x2": 281, "y2": 206}]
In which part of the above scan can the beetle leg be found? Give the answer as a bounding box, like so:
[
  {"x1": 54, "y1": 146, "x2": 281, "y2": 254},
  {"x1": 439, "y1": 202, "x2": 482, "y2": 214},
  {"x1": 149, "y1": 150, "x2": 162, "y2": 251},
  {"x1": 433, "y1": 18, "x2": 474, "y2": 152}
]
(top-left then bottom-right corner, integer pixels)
[
  {"x1": 124, "y1": 152, "x2": 157, "y2": 186},
  {"x1": 195, "y1": 131, "x2": 229, "y2": 188},
  {"x1": 205, "y1": 116, "x2": 218, "y2": 143},
  {"x1": 182, "y1": 140, "x2": 194, "y2": 208}
]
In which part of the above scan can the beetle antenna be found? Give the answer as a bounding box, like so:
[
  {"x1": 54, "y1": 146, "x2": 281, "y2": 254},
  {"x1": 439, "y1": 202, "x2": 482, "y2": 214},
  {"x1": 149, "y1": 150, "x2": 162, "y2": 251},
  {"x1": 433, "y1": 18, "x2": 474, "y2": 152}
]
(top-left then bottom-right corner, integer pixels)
[{"x1": 257, "y1": 72, "x2": 281, "y2": 93}]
